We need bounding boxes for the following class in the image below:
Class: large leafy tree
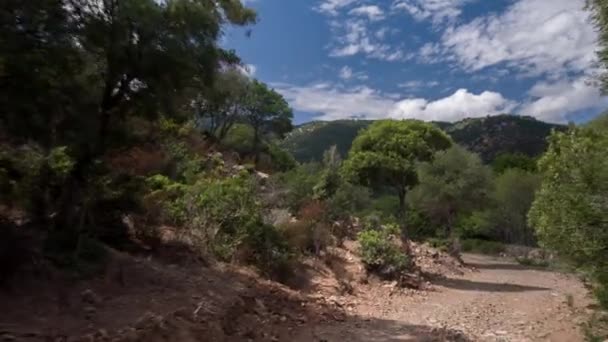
[529,126,608,268]
[245,80,293,164]
[409,146,493,240]
[343,120,452,240]
[0,0,257,229]
[195,68,252,140]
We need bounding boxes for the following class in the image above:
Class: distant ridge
[282,115,566,163]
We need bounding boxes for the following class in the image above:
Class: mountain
[282,115,566,163]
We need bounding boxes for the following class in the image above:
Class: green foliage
[326,182,371,222]
[492,153,537,173]
[492,169,541,245]
[456,210,493,240]
[267,143,297,172]
[222,123,256,155]
[343,119,452,231]
[358,228,411,279]
[409,145,493,237]
[529,125,608,307]
[274,163,323,213]
[460,239,506,255]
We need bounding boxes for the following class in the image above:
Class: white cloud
[338,66,369,80]
[521,77,608,123]
[274,82,514,122]
[393,0,473,24]
[329,19,407,61]
[391,88,515,121]
[440,0,598,76]
[349,5,385,21]
[398,80,441,89]
[315,0,359,15]
[274,82,395,120]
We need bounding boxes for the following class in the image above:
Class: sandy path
[293,254,591,342]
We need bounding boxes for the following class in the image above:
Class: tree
[529,125,608,305]
[492,169,540,245]
[0,0,258,232]
[409,146,493,242]
[245,80,293,164]
[195,68,252,140]
[342,120,452,241]
[492,153,537,174]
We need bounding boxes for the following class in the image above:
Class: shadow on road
[465,262,545,271]
[435,277,549,292]
[295,317,473,342]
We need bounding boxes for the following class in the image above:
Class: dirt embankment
[0,242,593,342]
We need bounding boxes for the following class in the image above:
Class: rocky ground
[0,243,593,341]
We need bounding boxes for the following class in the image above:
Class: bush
[280,220,333,255]
[274,163,322,213]
[456,211,493,240]
[358,228,411,279]
[461,239,506,255]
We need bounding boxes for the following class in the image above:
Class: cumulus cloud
[440,0,597,76]
[390,88,515,121]
[349,5,385,21]
[521,77,608,123]
[274,82,514,122]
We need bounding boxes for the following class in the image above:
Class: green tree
[492,153,537,174]
[409,146,493,241]
[343,120,452,240]
[529,126,608,305]
[195,68,252,140]
[245,81,293,164]
[492,169,540,245]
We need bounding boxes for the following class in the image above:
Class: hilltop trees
[343,120,452,241]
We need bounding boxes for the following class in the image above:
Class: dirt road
[293,253,591,342]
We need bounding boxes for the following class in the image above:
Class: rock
[81,289,102,305]
[495,330,508,335]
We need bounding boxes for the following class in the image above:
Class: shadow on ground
[293,316,472,342]
[434,277,549,292]
[465,262,549,272]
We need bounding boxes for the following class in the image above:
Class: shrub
[274,163,322,213]
[267,143,297,172]
[461,239,506,255]
[280,220,332,255]
[358,228,411,279]
[456,211,493,240]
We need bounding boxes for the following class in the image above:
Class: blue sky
[226,0,607,124]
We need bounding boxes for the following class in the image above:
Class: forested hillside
[283,115,564,163]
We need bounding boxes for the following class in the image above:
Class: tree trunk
[397,188,410,252]
[252,126,260,166]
